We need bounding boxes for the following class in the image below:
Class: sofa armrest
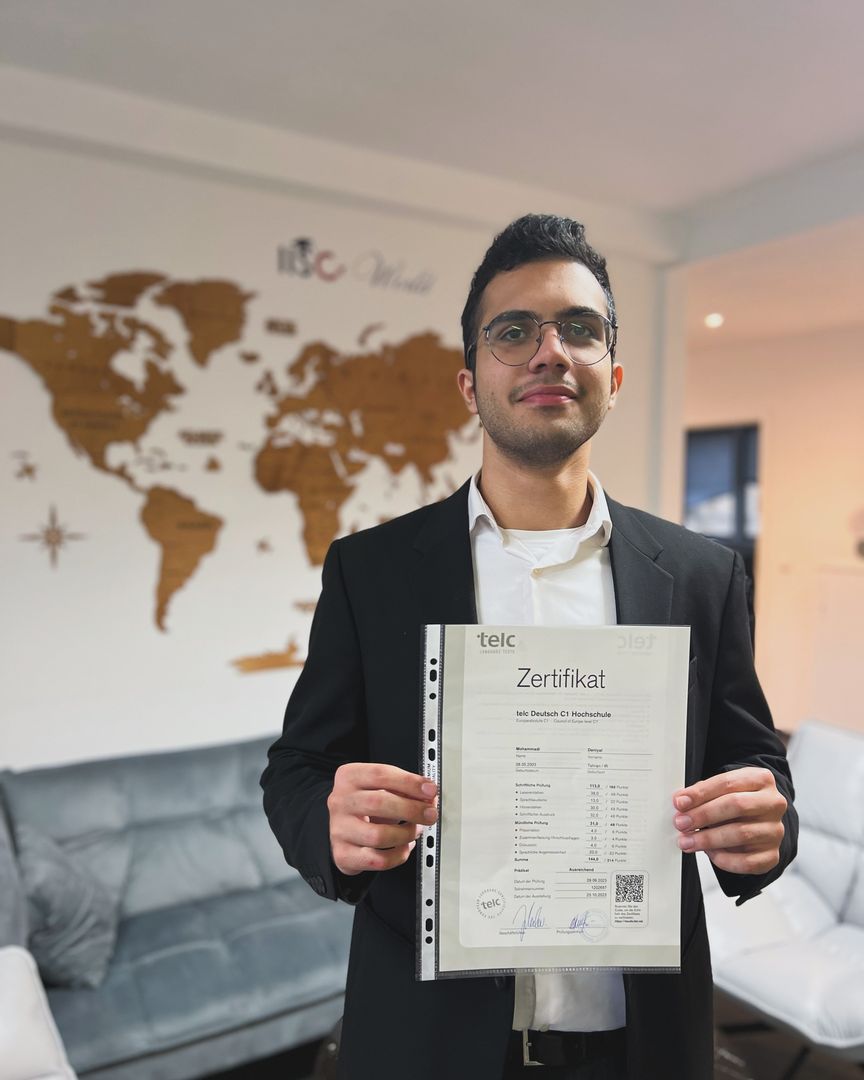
[0,946,76,1080]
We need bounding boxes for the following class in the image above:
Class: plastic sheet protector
[418,624,690,981]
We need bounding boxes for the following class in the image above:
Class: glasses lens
[486,317,540,366]
[558,314,612,365]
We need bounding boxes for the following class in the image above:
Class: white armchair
[700,721,864,1077]
[0,946,76,1080]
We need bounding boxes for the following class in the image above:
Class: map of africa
[0,272,470,670]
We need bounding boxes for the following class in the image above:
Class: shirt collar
[467,470,613,548]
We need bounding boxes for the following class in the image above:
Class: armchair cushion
[704,722,864,1061]
[717,924,864,1050]
[0,945,76,1079]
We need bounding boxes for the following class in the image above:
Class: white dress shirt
[468,471,626,1033]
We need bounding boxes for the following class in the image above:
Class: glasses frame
[475,311,618,368]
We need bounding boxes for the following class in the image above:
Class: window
[684,425,759,627]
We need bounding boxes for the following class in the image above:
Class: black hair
[460,214,617,370]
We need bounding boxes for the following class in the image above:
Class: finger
[677,819,784,853]
[673,767,779,812]
[705,846,781,876]
[335,762,437,801]
[333,839,417,876]
[673,788,786,832]
[343,789,438,825]
[333,818,418,850]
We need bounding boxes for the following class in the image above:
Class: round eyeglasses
[479,312,617,367]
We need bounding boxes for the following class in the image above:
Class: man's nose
[527,323,571,371]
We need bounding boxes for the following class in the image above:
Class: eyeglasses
[478,311,617,367]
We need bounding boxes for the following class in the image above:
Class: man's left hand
[672,767,787,875]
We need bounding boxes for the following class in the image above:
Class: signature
[512,903,546,941]
[568,910,609,942]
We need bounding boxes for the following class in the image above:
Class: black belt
[508,1027,626,1068]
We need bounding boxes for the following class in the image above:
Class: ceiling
[686,215,864,349]
[1,0,864,212]
[1,0,863,344]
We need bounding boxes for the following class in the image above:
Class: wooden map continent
[0,272,251,630]
[255,333,467,565]
[139,486,223,631]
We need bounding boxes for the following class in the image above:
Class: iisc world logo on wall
[277,237,435,294]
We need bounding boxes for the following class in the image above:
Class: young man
[261,215,796,1080]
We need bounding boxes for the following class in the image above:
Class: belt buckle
[521,1030,544,1067]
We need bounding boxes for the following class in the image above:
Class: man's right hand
[328,763,438,876]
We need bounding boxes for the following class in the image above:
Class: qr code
[615,873,645,903]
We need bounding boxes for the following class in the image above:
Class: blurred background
[1,3,863,1079]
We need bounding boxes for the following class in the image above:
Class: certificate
[418,624,690,981]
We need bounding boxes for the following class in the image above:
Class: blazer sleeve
[260,540,375,904]
[702,552,799,904]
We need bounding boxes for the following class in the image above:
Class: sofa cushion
[16,825,118,989]
[1,739,296,919]
[48,879,354,1073]
[0,801,28,947]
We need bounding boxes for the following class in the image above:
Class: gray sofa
[0,737,353,1080]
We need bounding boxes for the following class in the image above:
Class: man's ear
[457,368,478,416]
[608,362,623,409]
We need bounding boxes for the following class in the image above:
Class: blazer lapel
[607,498,674,626]
[411,481,478,626]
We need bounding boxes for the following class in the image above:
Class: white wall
[0,67,681,768]
[685,326,864,735]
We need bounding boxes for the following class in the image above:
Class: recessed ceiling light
[704,313,725,329]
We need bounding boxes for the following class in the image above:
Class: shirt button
[531,568,541,577]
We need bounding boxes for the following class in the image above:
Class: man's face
[458,258,623,469]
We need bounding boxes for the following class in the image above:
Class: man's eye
[563,321,592,339]
[493,323,529,343]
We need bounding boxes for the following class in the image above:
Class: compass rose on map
[20,506,86,567]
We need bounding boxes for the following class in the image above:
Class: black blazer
[262,482,797,1080]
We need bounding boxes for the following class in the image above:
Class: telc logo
[476,631,516,648]
[277,238,346,283]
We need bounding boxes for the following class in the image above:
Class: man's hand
[672,767,787,875]
[328,763,438,876]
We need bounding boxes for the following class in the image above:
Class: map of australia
[0,271,469,666]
